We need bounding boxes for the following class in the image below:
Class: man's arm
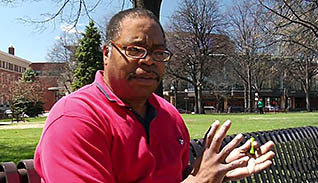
[34,115,116,183]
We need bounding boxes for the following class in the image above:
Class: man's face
[103,16,166,102]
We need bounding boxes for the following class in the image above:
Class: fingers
[254,160,273,172]
[255,151,275,165]
[225,156,249,174]
[237,138,274,157]
[220,133,244,161]
[238,138,253,152]
[205,120,220,148]
[254,145,275,173]
[210,120,232,152]
[256,141,275,157]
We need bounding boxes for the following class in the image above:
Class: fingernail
[243,156,249,161]
[224,120,231,126]
[236,134,243,139]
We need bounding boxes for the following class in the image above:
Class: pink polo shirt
[34,71,190,183]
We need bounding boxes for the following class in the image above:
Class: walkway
[0,121,44,130]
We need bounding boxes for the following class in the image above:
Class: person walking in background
[34,8,274,183]
[258,99,265,114]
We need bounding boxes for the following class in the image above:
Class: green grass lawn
[0,116,47,122]
[0,128,43,163]
[182,112,318,138]
[185,112,318,139]
[0,112,317,163]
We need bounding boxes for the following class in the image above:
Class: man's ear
[103,45,110,65]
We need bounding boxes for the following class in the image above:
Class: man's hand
[224,135,275,181]
[187,120,275,183]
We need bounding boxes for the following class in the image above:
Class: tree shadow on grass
[0,143,38,163]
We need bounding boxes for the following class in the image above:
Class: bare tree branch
[258,0,318,38]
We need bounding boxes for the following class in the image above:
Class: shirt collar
[94,70,128,107]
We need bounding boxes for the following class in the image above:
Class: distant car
[264,105,280,112]
[203,106,216,113]
[4,109,12,114]
[4,109,12,118]
[4,110,29,118]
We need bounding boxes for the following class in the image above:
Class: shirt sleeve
[34,115,116,183]
[182,123,191,177]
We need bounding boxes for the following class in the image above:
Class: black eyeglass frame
[111,42,173,62]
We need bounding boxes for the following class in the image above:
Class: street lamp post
[170,80,178,107]
[184,89,189,113]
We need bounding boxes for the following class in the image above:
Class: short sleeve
[34,115,116,183]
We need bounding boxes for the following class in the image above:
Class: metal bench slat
[0,162,20,183]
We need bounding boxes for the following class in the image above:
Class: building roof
[31,61,66,64]
[0,49,32,65]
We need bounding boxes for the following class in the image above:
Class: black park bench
[1,126,318,183]
[187,126,318,183]
[0,159,40,183]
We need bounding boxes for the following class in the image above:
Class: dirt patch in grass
[0,122,44,130]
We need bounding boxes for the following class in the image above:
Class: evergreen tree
[72,20,103,90]
[21,68,36,82]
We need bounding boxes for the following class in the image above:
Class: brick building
[0,46,31,111]
[0,46,66,113]
[30,62,66,112]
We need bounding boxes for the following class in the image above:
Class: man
[34,8,274,183]
[258,99,265,114]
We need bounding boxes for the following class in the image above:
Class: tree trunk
[198,85,203,114]
[305,91,311,112]
[194,84,199,114]
[305,64,312,112]
[304,60,312,112]
[282,88,287,111]
[244,83,247,112]
[133,0,163,97]
[133,0,162,18]
[247,66,252,113]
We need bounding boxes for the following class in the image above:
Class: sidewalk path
[0,122,44,130]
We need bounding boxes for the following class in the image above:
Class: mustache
[128,69,160,81]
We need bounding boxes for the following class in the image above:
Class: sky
[0,0,231,62]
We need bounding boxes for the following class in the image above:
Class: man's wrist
[182,174,198,183]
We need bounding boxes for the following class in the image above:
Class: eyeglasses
[111,42,173,62]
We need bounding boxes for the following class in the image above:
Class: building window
[14,65,18,72]
[9,63,13,70]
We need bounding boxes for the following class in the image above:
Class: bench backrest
[188,126,318,183]
[0,160,40,183]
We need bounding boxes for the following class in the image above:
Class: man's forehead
[117,16,165,46]
[119,16,160,31]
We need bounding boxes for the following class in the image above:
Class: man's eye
[154,51,164,56]
[126,47,145,56]
[154,50,169,58]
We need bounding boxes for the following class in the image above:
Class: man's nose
[138,53,156,65]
